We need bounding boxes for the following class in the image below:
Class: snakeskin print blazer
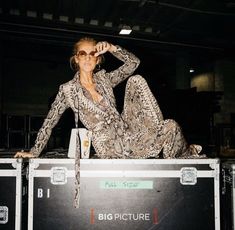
[30,46,140,157]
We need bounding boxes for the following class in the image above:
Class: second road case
[221,160,235,230]
[0,158,23,230]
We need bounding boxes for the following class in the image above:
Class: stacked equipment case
[221,160,235,230]
[0,158,23,230]
[27,158,220,230]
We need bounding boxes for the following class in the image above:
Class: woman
[15,37,203,159]
[15,37,203,206]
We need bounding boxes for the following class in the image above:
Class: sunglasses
[76,50,97,59]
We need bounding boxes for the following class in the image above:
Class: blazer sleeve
[30,85,69,157]
[106,46,140,88]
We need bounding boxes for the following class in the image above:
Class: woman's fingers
[14,152,34,158]
[14,152,22,158]
[95,41,111,56]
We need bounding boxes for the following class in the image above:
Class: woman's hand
[95,41,117,56]
[14,151,35,158]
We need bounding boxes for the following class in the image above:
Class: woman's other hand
[14,151,35,158]
[95,41,117,56]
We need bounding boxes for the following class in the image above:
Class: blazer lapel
[70,73,107,116]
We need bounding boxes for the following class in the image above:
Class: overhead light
[43,13,53,20]
[90,19,98,25]
[27,10,37,18]
[75,17,84,24]
[190,69,194,73]
[145,27,152,33]
[119,25,132,35]
[104,21,112,27]
[10,9,20,16]
[59,15,69,22]
[132,25,140,31]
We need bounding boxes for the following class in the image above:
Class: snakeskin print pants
[122,75,200,159]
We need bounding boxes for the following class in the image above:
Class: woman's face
[75,41,98,73]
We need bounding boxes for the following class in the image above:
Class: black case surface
[28,159,220,230]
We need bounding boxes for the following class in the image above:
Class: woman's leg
[156,119,203,158]
[158,119,188,158]
[122,75,202,158]
[122,75,164,127]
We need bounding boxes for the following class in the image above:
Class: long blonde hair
[69,37,104,71]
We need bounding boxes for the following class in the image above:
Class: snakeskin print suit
[30,46,191,159]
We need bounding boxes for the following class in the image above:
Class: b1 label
[37,188,50,198]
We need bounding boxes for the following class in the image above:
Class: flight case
[221,160,235,230]
[0,158,23,230]
[27,158,220,230]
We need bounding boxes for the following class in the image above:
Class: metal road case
[28,158,220,230]
[221,160,235,230]
[0,158,23,230]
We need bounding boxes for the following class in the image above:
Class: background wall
[0,38,234,155]
[1,41,71,116]
[214,60,235,124]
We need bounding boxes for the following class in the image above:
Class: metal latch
[180,167,197,185]
[50,167,67,185]
[0,206,8,224]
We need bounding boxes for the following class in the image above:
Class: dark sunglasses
[77,50,97,58]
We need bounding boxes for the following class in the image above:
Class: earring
[96,64,101,71]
